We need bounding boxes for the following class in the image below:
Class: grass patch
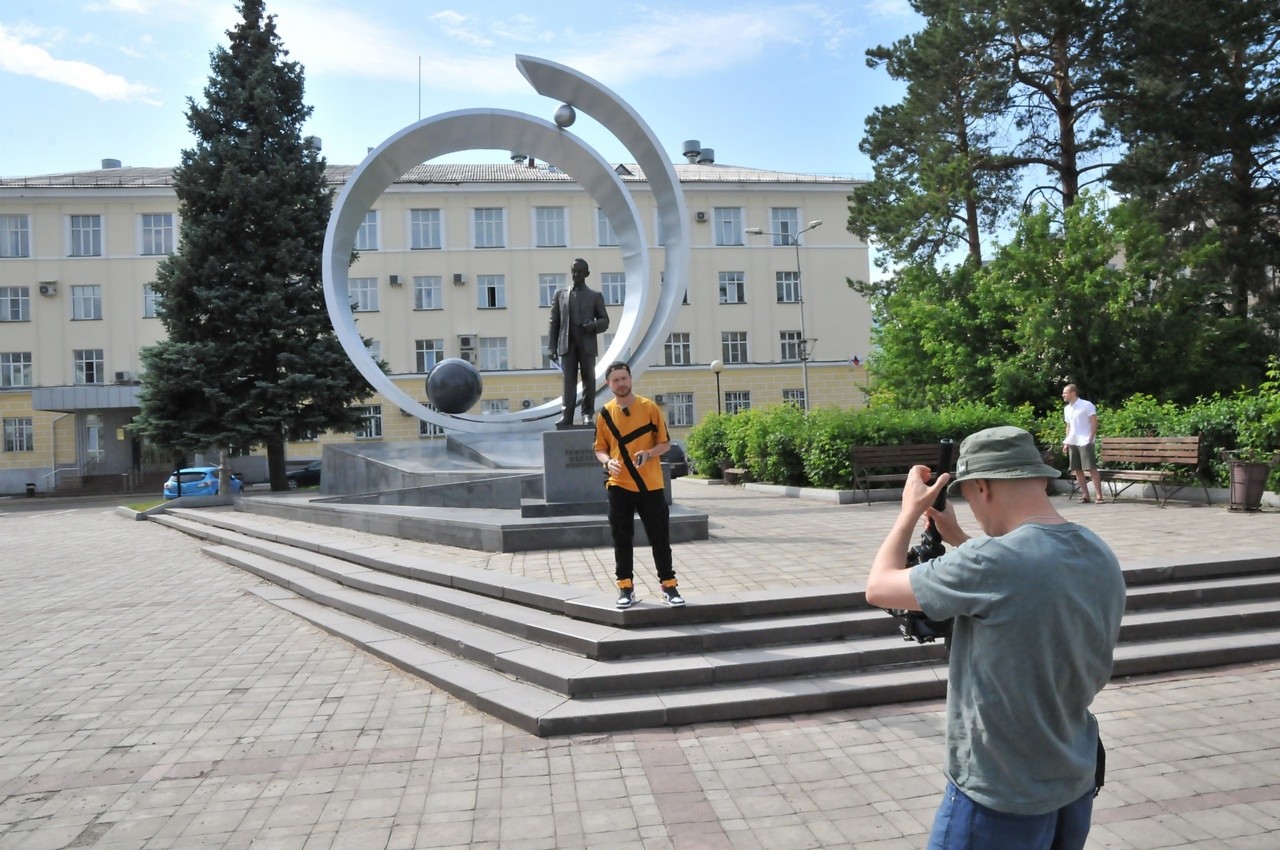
[127,499,165,511]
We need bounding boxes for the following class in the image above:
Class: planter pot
[1228,461,1270,512]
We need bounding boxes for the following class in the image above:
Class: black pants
[559,346,595,422]
[607,486,675,583]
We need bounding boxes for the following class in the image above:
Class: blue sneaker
[662,585,685,607]
[616,588,636,609]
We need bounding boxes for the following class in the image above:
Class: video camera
[884,439,955,644]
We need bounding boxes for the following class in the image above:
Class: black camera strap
[599,407,652,493]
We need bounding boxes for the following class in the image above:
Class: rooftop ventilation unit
[696,148,715,164]
[682,140,701,163]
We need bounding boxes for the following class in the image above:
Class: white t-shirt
[1063,398,1097,446]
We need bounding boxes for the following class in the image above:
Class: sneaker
[616,588,636,609]
[662,586,685,607]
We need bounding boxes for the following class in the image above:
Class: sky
[0,0,922,179]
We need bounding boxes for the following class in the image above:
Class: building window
[718,272,745,304]
[783,388,806,408]
[776,270,801,303]
[770,207,799,246]
[140,213,174,255]
[597,208,618,246]
[780,330,804,362]
[419,404,444,437]
[540,335,555,369]
[3,417,34,452]
[410,208,442,249]
[601,272,625,306]
[70,215,102,256]
[667,392,694,427]
[142,284,162,318]
[478,337,508,371]
[352,405,383,439]
[0,287,30,321]
[721,331,748,364]
[664,333,691,366]
[366,339,381,362]
[0,353,33,388]
[413,275,442,310]
[74,349,105,385]
[85,414,105,462]
[355,210,379,251]
[725,390,752,415]
[71,285,103,320]
[474,208,505,248]
[534,207,566,247]
[349,277,379,311]
[538,273,564,308]
[477,274,506,309]
[713,207,743,246]
[483,399,510,415]
[415,339,444,373]
[0,214,30,258]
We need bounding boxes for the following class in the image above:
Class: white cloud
[0,24,160,103]
[265,2,848,94]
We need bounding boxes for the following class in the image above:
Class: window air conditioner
[389,274,402,286]
[114,371,132,384]
[458,334,475,349]
[654,394,666,404]
[694,212,707,222]
[453,273,466,285]
[39,283,58,296]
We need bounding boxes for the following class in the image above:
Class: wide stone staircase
[150,508,1280,737]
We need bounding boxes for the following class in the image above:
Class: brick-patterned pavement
[0,485,1277,849]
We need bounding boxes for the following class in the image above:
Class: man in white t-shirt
[1063,384,1105,503]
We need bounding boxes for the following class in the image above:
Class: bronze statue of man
[548,258,610,426]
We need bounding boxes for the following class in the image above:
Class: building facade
[0,157,871,494]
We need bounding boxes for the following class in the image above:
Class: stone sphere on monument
[425,358,483,414]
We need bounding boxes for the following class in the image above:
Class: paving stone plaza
[1,483,1278,849]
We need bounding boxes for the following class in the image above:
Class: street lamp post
[745,219,823,411]
[710,359,723,415]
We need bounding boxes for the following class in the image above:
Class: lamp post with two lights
[744,219,823,411]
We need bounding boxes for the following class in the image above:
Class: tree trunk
[266,430,288,491]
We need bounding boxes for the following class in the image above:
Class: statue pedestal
[539,429,608,512]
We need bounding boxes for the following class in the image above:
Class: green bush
[684,366,1280,494]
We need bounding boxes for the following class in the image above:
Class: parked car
[665,443,690,478]
[286,460,323,489]
[163,466,244,500]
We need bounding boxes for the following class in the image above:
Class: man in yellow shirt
[593,362,685,608]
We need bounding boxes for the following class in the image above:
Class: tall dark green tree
[1107,0,1280,348]
[133,0,369,489]
[992,0,1122,209]
[849,0,1018,271]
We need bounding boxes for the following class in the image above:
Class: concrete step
[154,507,1280,735]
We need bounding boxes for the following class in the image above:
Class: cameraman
[865,426,1125,850]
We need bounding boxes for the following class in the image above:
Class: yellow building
[0,156,871,493]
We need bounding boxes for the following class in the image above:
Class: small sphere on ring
[554,104,576,128]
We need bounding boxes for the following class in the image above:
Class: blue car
[163,466,244,500]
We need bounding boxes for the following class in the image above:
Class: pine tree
[133,0,369,489]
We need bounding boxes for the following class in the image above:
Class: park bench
[1096,435,1211,507]
[851,443,956,504]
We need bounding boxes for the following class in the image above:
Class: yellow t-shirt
[593,395,670,492]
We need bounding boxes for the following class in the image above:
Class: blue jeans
[926,782,1094,850]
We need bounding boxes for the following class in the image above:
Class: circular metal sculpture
[425,358,484,414]
[323,55,689,433]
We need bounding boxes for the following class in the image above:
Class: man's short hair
[1064,383,1079,394]
[605,361,631,379]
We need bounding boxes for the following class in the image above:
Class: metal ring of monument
[323,55,690,433]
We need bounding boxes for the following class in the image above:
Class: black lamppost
[710,359,723,415]
[745,219,823,410]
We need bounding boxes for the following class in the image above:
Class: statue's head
[571,258,590,280]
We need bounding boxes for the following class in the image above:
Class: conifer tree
[133,0,369,489]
